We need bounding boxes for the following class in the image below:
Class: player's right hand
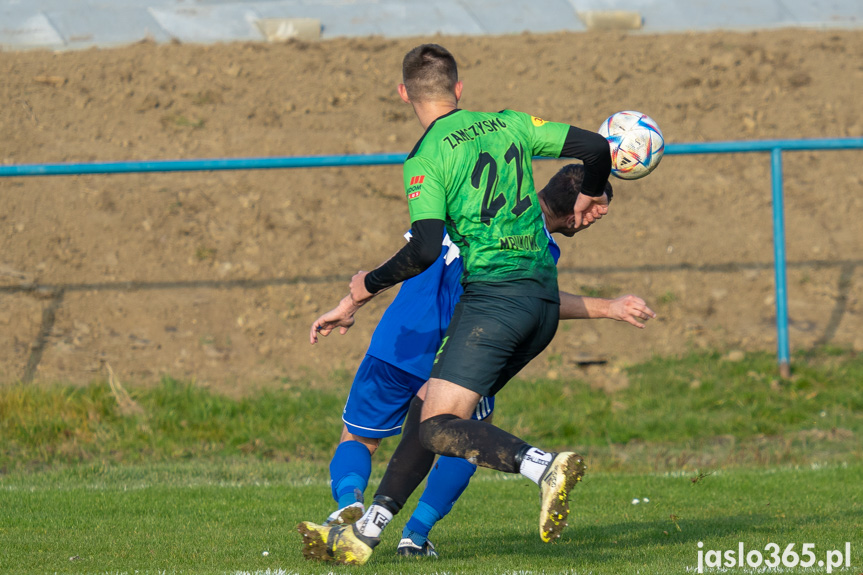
[309,295,359,343]
[573,191,609,229]
[607,295,656,329]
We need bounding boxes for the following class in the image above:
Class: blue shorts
[343,355,494,439]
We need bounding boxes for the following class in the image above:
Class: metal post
[771,147,791,378]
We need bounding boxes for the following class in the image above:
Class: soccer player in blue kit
[310,163,656,557]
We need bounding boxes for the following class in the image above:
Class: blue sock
[403,502,440,545]
[404,456,476,542]
[329,440,371,508]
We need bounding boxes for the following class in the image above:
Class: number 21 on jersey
[471,142,531,225]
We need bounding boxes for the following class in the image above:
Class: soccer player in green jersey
[299,43,613,565]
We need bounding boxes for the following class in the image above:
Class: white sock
[355,503,393,539]
[519,447,554,484]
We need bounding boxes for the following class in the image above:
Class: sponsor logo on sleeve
[531,116,546,126]
[407,175,425,199]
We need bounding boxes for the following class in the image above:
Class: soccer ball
[598,111,664,180]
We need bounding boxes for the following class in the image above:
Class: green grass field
[1,349,861,574]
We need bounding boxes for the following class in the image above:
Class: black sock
[419,414,528,473]
[375,396,436,510]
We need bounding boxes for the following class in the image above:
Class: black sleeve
[364,218,445,294]
[560,125,612,197]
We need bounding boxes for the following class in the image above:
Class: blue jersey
[366,225,560,380]
[366,233,464,380]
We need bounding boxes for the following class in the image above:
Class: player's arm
[560,126,613,228]
[559,291,656,329]
[350,156,447,304]
[559,126,612,198]
[524,112,612,228]
[312,222,443,343]
[349,218,445,303]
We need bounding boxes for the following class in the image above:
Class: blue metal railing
[0,153,407,176]
[669,138,863,375]
[1,138,861,177]
[2,136,862,375]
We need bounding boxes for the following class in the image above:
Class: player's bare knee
[362,437,381,455]
[340,428,380,455]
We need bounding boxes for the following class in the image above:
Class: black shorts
[430,283,559,397]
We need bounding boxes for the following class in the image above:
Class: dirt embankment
[1,29,861,393]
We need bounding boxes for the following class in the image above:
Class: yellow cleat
[538,452,586,543]
[297,521,378,565]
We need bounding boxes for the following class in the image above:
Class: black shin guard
[419,413,528,473]
[371,494,401,516]
[375,396,436,510]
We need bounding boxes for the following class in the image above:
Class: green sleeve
[403,156,446,222]
[503,110,571,158]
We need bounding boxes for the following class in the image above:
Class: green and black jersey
[403,109,570,301]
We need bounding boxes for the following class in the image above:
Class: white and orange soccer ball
[598,111,664,180]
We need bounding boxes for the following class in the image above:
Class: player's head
[400,44,460,104]
[539,164,613,237]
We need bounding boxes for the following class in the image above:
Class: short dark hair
[402,44,459,102]
[539,164,613,218]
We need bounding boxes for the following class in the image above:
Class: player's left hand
[349,270,375,305]
[608,295,656,329]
